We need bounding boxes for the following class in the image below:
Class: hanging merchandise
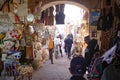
[34,23,45,32]
[1,53,7,61]
[106,0,111,6]
[0,32,5,40]
[55,12,65,24]
[115,1,120,19]
[40,7,54,25]
[0,27,22,52]
[48,7,54,25]
[32,42,48,70]
[14,13,21,23]
[41,11,46,22]
[0,12,14,33]
[17,65,33,80]
[25,25,33,47]
[97,7,114,31]
[0,12,35,80]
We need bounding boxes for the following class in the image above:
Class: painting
[90,11,100,26]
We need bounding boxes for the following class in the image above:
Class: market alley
[32,56,71,80]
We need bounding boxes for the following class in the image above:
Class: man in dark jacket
[84,35,99,67]
[64,34,73,59]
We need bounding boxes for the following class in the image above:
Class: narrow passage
[32,56,71,80]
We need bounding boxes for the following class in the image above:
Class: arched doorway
[40,1,89,11]
[34,1,90,56]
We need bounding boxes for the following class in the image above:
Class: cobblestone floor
[32,55,72,80]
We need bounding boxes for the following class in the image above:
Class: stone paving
[32,56,72,80]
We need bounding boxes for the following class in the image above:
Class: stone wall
[28,0,100,13]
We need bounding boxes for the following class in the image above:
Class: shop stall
[0,12,49,80]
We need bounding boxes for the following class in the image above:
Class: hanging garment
[97,7,114,31]
[102,44,116,64]
[55,12,65,24]
[88,54,103,80]
[106,0,111,6]
[115,2,120,19]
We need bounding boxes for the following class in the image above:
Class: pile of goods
[17,65,33,80]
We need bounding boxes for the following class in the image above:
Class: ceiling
[0,0,7,10]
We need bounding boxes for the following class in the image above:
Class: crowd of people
[47,33,100,80]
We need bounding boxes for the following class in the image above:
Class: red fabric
[14,14,20,23]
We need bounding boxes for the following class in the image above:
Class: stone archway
[40,1,89,12]
[34,1,90,57]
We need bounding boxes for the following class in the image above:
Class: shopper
[64,34,73,59]
[59,36,63,57]
[48,34,54,64]
[64,36,67,54]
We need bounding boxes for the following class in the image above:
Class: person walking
[64,34,73,59]
[59,36,63,57]
[48,34,54,64]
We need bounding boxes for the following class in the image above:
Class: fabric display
[90,34,120,80]
[55,12,65,24]
[97,7,114,31]
[0,12,14,32]
[97,0,114,31]
[2,30,20,51]
[87,52,103,80]
[4,30,21,40]
[102,44,116,64]
[14,14,20,23]
[40,7,54,25]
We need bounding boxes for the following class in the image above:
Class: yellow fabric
[48,36,53,49]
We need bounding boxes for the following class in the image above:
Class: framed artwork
[90,10,100,26]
